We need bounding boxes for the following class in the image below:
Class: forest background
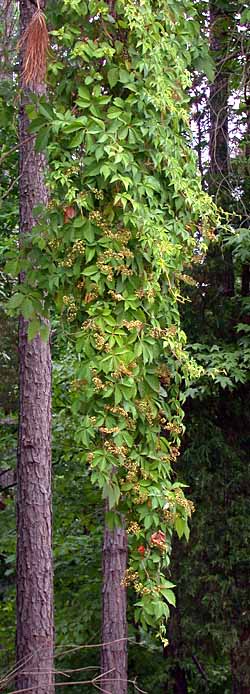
[0,1,249,693]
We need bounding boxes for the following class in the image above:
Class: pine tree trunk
[101,516,128,694]
[101,4,127,686]
[16,1,54,692]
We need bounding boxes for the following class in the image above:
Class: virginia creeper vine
[7,0,218,641]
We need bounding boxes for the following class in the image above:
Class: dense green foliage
[5,0,217,639]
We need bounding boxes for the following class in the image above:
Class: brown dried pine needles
[19,0,48,85]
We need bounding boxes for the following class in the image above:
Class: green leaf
[35,127,50,152]
[119,68,131,84]
[175,516,186,539]
[145,374,159,393]
[27,319,41,342]
[107,68,119,88]
[8,293,24,310]
[82,264,98,276]
[121,482,134,491]
[78,86,91,100]
[22,298,35,320]
[100,164,111,179]
[160,581,176,590]
[144,514,152,530]
[85,246,96,263]
[95,146,104,162]
[38,102,54,120]
[154,600,166,620]
[64,120,86,133]
[107,107,122,120]
[5,259,19,276]
[103,483,120,509]
[69,130,84,148]
[115,385,122,404]
[40,322,50,342]
[160,589,176,607]
[105,511,122,529]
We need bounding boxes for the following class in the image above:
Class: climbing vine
[7,0,218,640]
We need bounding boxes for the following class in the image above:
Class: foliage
[1,1,249,691]
[161,0,250,687]
[0,414,17,678]
[165,383,250,693]
[4,0,218,638]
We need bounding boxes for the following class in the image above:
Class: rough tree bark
[16,1,54,692]
[101,513,128,694]
[0,0,17,78]
[100,1,128,690]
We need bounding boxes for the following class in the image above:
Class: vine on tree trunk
[7,0,218,641]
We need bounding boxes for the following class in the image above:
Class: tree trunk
[209,1,234,297]
[171,666,188,694]
[164,608,188,694]
[231,634,250,694]
[0,0,17,79]
[241,108,250,297]
[101,515,128,694]
[100,3,127,684]
[241,264,250,297]
[209,2,230,183]
[16,1,54,692]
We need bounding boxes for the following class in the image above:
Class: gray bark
[0,468,16,489]
[16,1,54,692]
[101,517,128,694]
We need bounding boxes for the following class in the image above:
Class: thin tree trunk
[209,2,230,183]
[101,514,128,694]
[101,4,128,684]
[171,666,188,694]
[0,0,17,79]
[241,264,250,297]
[16,1,54,692]
[241,108,250,297]
[209,1,234,297]
[164,608,188,694]
[231,636,250,694]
